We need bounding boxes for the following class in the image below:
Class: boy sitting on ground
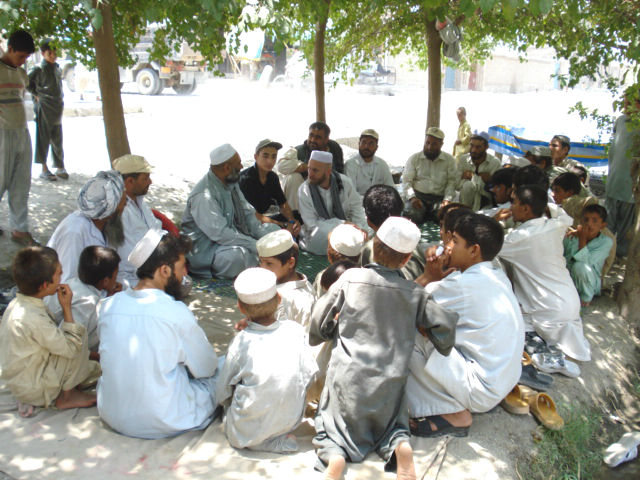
[310,216,458,479]
[0,247,101,418]
[497,185,591,366]
[407,214,524,437]
[481,167,518,215]
[257,229,316,329]
[44,246,121,360]
[216,268,318,453]
[551,172,596,228]
[563,204,614,307]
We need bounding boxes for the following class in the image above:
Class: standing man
[453,107,471,162]
[0,30,37,245]
[402,127,458,224]
[27,39,68,181]
[98,230,219,439]
[606,91,640,259]
[277,121,344,214]
[343,129,394,197]
[181,143,279,279]
[111,154,161,288]
[48,170,127,283]
[239,138,301,235]
[298,151,368,255]
[458,135,502,210]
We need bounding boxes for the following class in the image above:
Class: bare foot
[324,455,346,480]
[396,442,416,480]
[580,300,591,307]
[54,387,97,410]
[18,402,35,418]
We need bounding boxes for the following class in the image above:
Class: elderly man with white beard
[48,170,126,282]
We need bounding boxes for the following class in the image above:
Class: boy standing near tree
[27,38,68,181]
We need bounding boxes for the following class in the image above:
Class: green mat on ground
[192,222,441,299]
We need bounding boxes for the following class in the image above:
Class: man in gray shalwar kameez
[309,216,458,479]
[181,144,279,278]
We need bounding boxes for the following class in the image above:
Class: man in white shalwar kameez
[407,214,524,436]
[298,150,369,255]
[343,129,395,197]
[216,268,317,453]
[181,143,279,278]
[48,170,127,282]
[97,231,219,439]
[111,154,161,288]
[497,185,591,362]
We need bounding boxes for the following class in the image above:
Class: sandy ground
[1,79,639,478]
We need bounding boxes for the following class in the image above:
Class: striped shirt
[0,60,28,129]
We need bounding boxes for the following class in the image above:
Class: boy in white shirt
[216,268,317,453]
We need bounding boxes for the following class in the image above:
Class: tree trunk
[92,1,130,164]
[314,0,331,123]
[617,157,640,328]
[425,16,442,131]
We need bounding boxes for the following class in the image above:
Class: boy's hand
[57,284,73,309]
[234,318,250,331]
[424,244,442,262]
[494,208,512,221]
[286,220,301,237]
[576,224,590,249]
[416,253,456,286]
[107,282,123,296]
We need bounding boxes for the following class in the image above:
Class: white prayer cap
[377,216,420,254]
[329,224,366,257]
[257,230,295,257]
[128,229,167,269]
[77,170,125,220]
[209,143,237,165]
[309,150,333,164]
[235,268,278,305]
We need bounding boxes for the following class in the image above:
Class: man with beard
[97,230,220,439]
[277,121,344,214]
[457,135,502,210]
[343,129,394,197]
[298,150,368,255]
[48,170,126,282]
[181,143,279,278]
[402,127,457,224]
[111,154,162,288]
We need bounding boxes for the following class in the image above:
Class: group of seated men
[0,120,616,479]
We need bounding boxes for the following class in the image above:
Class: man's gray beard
[226,171,240,183]
[103,212,125,247]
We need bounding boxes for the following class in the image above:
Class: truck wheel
[173,81,197,95]
[66,66,76,92]
[136,68,160,95]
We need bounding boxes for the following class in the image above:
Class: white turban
[77,170,125,220]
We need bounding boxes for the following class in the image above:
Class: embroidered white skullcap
[256,230,295,257]
[329,224,366,257]
[128,229,167,269]
[209,143,237,165]
[77,170,125,220]
[377,216,421,254]
[234,268,278,305]
[309,150,333,164]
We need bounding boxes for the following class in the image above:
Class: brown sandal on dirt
[526,393,564,430]
[500,385,530,415]
[11,233,41,247]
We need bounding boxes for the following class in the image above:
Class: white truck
[62,32,208,96]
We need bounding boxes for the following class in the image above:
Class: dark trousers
[403,191,444,224]
[34,107,64,169]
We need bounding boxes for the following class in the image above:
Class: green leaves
[479,0,497,13]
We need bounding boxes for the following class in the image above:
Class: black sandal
[410,415,470,438]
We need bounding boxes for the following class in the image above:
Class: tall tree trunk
[425,16,442,131]
[618,157,640,329]
[93,1,130,163]
[314,0,331,123]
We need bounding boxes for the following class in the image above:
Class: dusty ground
[0,79,639,478]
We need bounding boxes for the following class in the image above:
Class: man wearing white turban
[48,170,126,282]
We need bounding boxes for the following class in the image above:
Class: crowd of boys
[0,28,635,480]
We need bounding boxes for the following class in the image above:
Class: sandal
[11,233,40,247]
[526,393,564,430]
[500,385,530,415]
[39,171,57,181]
[410,415,470,438]
[604,432,640,467]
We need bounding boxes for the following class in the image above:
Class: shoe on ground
[531,352,581,378]
[55,168,69,179]
[39,171,57,181]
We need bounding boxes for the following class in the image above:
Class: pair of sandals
[500,384,564,431]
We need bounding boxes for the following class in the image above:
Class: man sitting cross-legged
[407,213,524,437]
[0,246,101,418]
[97,230,219,439]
